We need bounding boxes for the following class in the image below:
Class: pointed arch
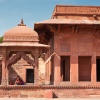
[7,51,35,67]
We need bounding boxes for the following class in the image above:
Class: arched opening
[8,51,35,85]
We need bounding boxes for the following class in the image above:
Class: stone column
[54,54,60,85]
[54,33,61,85]
[34,48,39,85]
[1,48,7,85]
[91,55,96,82]
[70,54,78,82]
[91,37,96,82]
[5,51,10,85]
[5,66,9,85]
[53,34,60,85]
[45,61,51,84]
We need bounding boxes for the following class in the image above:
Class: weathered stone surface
[1,5,100,98]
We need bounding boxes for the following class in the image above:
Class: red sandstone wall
[1,86,100,98]
[52,24,100,84]
[59,25,94,55]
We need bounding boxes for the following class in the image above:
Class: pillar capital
[34,48,39,54]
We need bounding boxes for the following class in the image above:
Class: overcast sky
[0,0,100,36]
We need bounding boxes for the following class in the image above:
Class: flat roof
[35,19,100,25]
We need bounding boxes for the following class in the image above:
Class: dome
[3,19,39,42]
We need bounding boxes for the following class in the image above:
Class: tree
[0,36,3,43]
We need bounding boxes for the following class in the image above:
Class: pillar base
[1,79,8,85]
[34,79,39,85]
[45,81,50,85]
[54,81,60,85]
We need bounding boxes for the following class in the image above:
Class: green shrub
[0,36,3,43]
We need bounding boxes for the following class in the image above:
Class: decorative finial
[21,19,24,24]
[18,19,26,26]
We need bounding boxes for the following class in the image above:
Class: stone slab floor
[0,98,100,100]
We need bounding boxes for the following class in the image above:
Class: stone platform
[0,85,100,98]
[0,98,100,100]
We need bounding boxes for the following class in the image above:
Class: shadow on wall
[44,90,58,98]
[8,67,25,85]
[53,93,58,98]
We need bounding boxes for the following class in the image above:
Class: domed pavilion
[0,19,49,85]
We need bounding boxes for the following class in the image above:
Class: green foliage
[0,36,3,43]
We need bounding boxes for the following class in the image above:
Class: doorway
[78,56,91,81]
[96,57,100,81]
[61,56,70,81]
[26,69,34,83]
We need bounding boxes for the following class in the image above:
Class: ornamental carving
[3,36,39,41]
[56,6,100,15]
[7,51,35,67]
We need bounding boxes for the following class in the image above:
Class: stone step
[0,98,100,100]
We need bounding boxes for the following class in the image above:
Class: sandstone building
[0,5,100,98]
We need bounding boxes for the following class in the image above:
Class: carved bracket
[7,51,35,68]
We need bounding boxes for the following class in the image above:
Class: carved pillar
[6,67,8,85]
[1,47,7,85]
[5,51,10,85]
[34,48,39,85]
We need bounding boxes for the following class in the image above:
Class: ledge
[0,85,100,90]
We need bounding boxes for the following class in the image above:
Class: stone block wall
[0,86,100,98]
